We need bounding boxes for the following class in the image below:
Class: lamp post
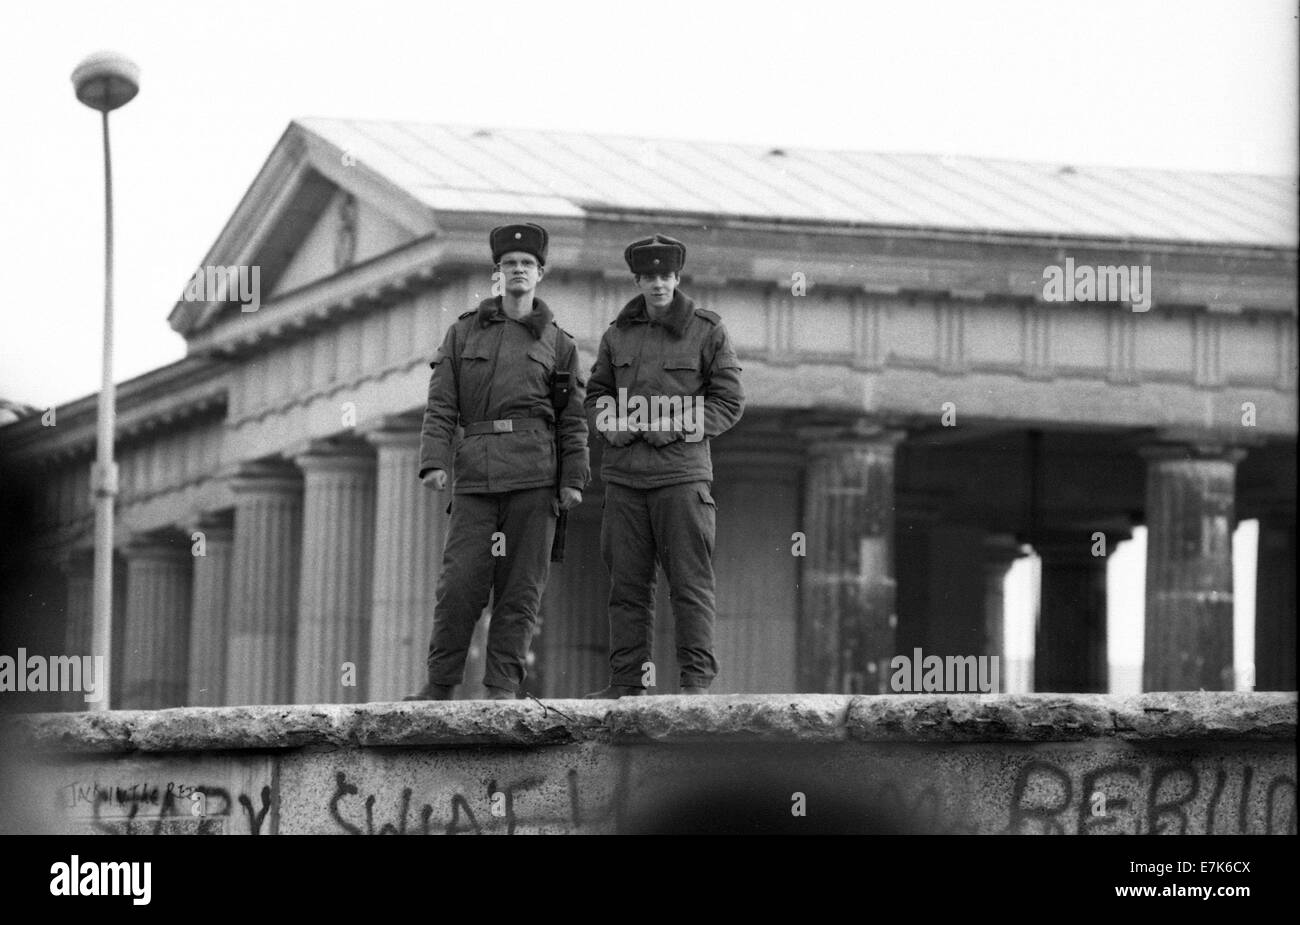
[71,51,139,712]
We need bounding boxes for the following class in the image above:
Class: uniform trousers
[601,480,719,689]
[426,486,556,693]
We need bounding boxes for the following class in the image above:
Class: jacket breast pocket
[457,348,493,416]
[661,355,702,395]
[526,342,556,393]
[611,353,636,391]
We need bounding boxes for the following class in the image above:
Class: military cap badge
[490,222,549,265]
[624,233,686,275]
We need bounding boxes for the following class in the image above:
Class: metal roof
[299,118,1298,248]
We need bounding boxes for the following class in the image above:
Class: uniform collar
[475,296,552,339]
[614,289,693,339]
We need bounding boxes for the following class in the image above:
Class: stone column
[226,461,303,706]
[982,533,1023,664]
[892,495,941,657]
[922,523,988,656]
[365,425,448,702]
[1141,443,1244,691]
[119,534,193,709]
[58,548,94,711]
[186,514,234,706]
[798,425,903,693]
[1034,530,1112,693]
[110,553,127,707]
[293,442,376,704]
[1253,504,1296,691]
[59,549,94,655]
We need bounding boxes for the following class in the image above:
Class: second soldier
[584,234,745,698]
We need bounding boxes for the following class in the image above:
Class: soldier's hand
[643,419,680,448]
[559,487,583,511]
[421,469,448,490]
[603,424,637,447]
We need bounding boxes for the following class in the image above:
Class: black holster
[549,371,573,562]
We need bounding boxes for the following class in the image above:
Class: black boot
[680,685,708,695]
[583,684,646,699]
[484,685,515,701]
[403,682,455,701]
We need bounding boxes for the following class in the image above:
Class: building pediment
[168,122,436,344]
[268,188,415,299]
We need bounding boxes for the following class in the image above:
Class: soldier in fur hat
[407,222,589,700]
[584,234,745,698]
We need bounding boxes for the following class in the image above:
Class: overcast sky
[0,0,1296,411]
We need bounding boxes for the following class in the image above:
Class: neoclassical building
[1,120,1295,709]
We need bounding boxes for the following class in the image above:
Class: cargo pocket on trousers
[696,485,717,553]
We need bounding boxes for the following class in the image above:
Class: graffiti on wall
[1006,760,1297,835]
[45,753,1297,835]
[58,780,273,835]
[328,769,576,835]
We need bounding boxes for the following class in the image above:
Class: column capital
[120,533,192,563]
[359,412,424,447]
[228,459,303,495]
[181,510,235,541]
[799,418,907,454]
[1139,435,1248,465]
[1033,528,1120,562]
[983,532,1029,571]
[294,438,376,474]
[364,428,423,450]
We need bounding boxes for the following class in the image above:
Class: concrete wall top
[4,693,1294,755]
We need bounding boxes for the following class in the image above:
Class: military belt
[463,418,550,436]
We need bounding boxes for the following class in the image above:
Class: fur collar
[614,290,693,339]
[475,296,552,339]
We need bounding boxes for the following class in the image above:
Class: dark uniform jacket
[585,290,744,489]
[419,296,589,495]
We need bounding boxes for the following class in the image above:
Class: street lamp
[71,51,139,712]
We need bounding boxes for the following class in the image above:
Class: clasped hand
[602,417,680,448]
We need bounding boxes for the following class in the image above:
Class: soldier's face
[498,251,544,295]
[636,271,679,309]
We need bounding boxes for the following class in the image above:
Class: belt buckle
[493,419,513,433]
